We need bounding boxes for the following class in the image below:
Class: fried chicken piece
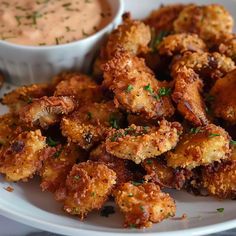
[19,96,76,129]
[103,52,175,119]
[210,68,236,124]
[1,83,52,112]
[105,120,182,164]
[54,73,104,103]
[90,143,134,186]
[171,52,235,125]
[158,33,207,56]
[145,4,186,33]
[173,4,234,46]
[143,158,192,190]
[104,12,151,59]
[0,130,46,181]
[57,161,116,219]
[201,147,236,199]
[166,124,231,170]
[40,143,86,192]
[61,101,124,149]
[114,182,176,228]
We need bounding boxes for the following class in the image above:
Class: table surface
[0,215,235,236]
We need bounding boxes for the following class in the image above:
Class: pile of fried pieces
[0,3,236,229]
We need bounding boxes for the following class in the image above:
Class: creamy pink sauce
[0,0,112,46]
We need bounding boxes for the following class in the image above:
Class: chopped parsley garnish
[216,208,224,213]
[140,205,145,211]
[131,180,144,186]
[126,85,133,93]
[154,87,171,100]
[230,140,236,145]
[100,206,115,217]
[110,132,123,142]
[190,127,202,134]
[53,147,63,158]
[208,133,220,138]
[146,159,153,164]
[144,84,153,94]
[74,175,80,180]
[46,137,59,147]
[150,29,169,52]
[87,112,92,120]
[109,114,119,129]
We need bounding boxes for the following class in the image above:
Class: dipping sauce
[0,0,112,46]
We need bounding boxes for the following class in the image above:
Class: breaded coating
[19,96,76,129]
[57,161,116,219]
[103,12,151,59]
[166,124,231,170]
[210,68,236,124]
[143,159,192,190]
[1,83,52,112]
[127,114,158,127]
[61,101,124,149]
[171,52,235,125]
[158,33,207,56]
[54,73,104,103]
[90,143,134,186]
[201,148,236,199]
[218,34,236,63]
[145,4,186,33]
[173,4,234,46]
[103,52,174,119]
[0,130,46,181]
[40,143,86,192]
[105,120,182,164]
[114,182,176,228]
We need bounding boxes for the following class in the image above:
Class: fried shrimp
[61,101,124,149]
[0,130,46,181]
[166,124,231,170]
[1,83,52,112]
[145,4,186,33]
[143,159,192,190]
[40,143,86,192]
[54,73,104,103]
[19,96,76,129]
[173,4,234,46]
[171,52,235,125]
[114,182,176,228]
[210,68,236,124]
[105,120,182,164]
[103,52,175,119]
[157,33,207,56]
[201,147,236,199]
[57,161,116,219]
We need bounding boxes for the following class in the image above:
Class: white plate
[0,0,236,235]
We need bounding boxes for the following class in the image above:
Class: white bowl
[0,0,123,86]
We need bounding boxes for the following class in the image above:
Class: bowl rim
[0,0,124,51]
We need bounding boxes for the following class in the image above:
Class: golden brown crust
[103,52,175,119]
[19,96,76,129]
[114,182,176,228]
[218,34,236,62]
[61,101,124,149]
[105,120,182,164]
[173,4,234,46]
[158,33,207,56]
[56,161,116,219]
[166,124,231,169]
[210,68,236,124]
[0,130,46,181]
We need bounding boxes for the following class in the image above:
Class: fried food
[145,4,186,33]
[143,158,192,189]
[61,101,124,149]
[105,120,182,164]
[166,124,231,169]
[1,83,52,112]
[173,4,234,46]
[40,143,86,192]
[114,182,176,228]
[210,68,236,124]
[103,51,174,119]
[90,143,134,186]
[0,130,46,181]
[201,147,236,199]
[158,33,207,56]
[54,72,104,103]
[19,96,76,129]
[57,161,116,219]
